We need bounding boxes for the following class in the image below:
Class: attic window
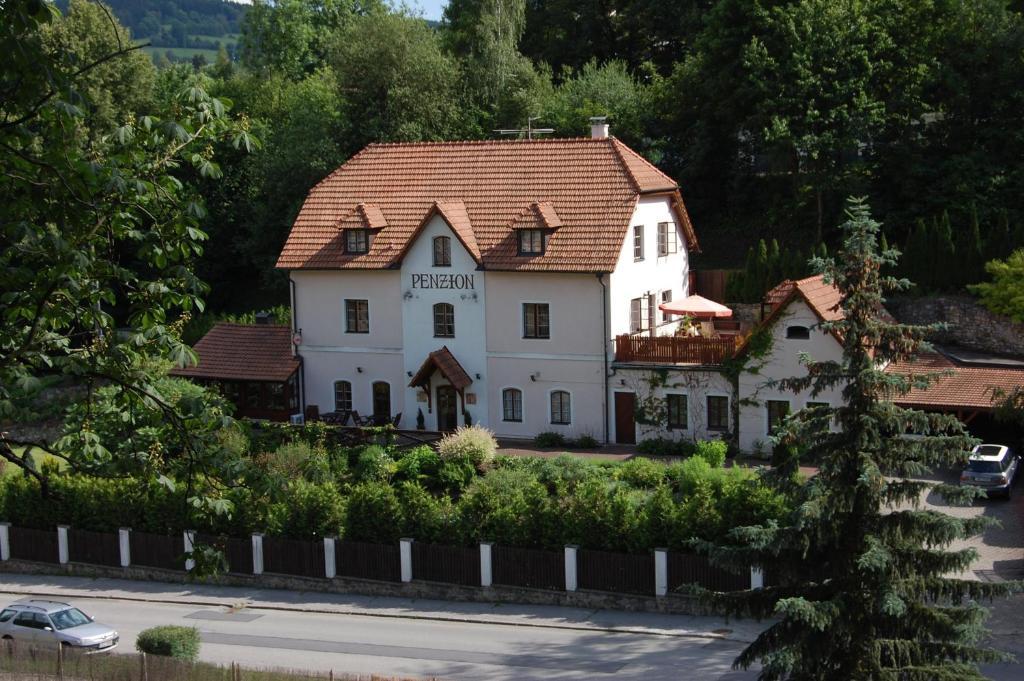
[786,325,810,339]
[345,229,369,254]
[518,229,545,256]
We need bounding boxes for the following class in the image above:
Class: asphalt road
[0,591,756,680]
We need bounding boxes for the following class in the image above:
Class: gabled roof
[395,200,482,264]
[336,202,388,231]
[885,351,1024,411]
[276,137,697,272]
[409,346,473,391]
[170,323,300,383]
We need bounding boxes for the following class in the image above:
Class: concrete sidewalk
[0,572,766,644]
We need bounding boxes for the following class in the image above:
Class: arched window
[550,390,571,425]
[433,302,455,338]
[786,325,810,339]
[433,236,451,266]
[372,382,391,419]
[502,388,523,422]
[334,380,352,412]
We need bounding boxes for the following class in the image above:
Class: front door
[614,392,636,445]
[437,385,458,432]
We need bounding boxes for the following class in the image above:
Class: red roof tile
[885,352,1024,410]
[170,323,300,383]
[276,137,697,272]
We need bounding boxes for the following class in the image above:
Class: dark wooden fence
[693,269,737,304]
[668,552,749,592]
[67,528,120,567]
[129,531,184,571]
[411,542,479,586]
[196,533,253,574]
[614,334,740,365]
[8,526,59,563]
[261,536,325,578]
[492,545,565,591]
[578,549,655,595]
[335,540,401,582]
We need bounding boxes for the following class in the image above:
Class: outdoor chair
[391,412,402,428]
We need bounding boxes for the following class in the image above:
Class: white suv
[0,600,118,652]
[960,444,1020,499]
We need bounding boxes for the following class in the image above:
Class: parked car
[959,444,1020,499]
[0,600,118,652]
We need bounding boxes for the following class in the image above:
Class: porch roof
[409,346,473,391]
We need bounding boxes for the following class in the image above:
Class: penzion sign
[411,273,475,290]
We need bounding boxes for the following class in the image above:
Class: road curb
[0,586,756,645]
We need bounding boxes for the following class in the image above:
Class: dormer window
[518,229,545,256]
[345,229,369,254]
[786,325,810,339]
[433,236,451,266]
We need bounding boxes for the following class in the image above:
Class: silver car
[960,444,1020,499]
[0,600,118,652]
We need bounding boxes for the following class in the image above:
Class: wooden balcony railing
[614,333,743,365]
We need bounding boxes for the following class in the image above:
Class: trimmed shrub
[437,425,498,469]
[534,455,602,495]
[666,456,713,496]
[694,440,728,468]
[572,434,600,449]
[345,482,403,543]
[274,481,346,539]
[269,441,313,480]
[397,481,451,543]
[562,478,652,552]
[394,446,441,483]
[355,445,394,483]
[614,457,667,489]
[533,431,566,448]
[637,437,695,457]
[136,626,200,661]
[458,468,554,547]
[437,457,476,496]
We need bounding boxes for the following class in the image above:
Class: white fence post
[750,566,764,590]
[118,528,131,567]
[654,548,668,597]
[183,530,196,571]
[479,542,493,588]
[57,526,69,565]
[251,533,264,575]
[400,538,413,583]
[324,537,336,579]
[564,545,578,592]
[0,523,9,561]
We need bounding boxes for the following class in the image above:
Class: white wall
[400,215,487,430]
[737,298,845,453]
[610,368,733,444]
[608,196,690,338]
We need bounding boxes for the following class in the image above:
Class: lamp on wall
[357,367,363,373]
[407,371,413,377]
[530,373,538,382]
[475,373,481,379]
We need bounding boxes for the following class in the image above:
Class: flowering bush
[437,425,498,469]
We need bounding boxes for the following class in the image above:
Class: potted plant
[416,408,425,430]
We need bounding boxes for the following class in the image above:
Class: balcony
[613,333,744,366]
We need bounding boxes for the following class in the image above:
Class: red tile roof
[276,137,697,272]
[409,346,473,391]
[885,352,1024,410]
[170,323,300,383]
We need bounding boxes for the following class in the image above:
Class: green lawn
[3,446,65,478]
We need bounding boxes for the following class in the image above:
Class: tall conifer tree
[698,198,1017,679]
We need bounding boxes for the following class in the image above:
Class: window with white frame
[334,380,352,412]
[345,229,369,254]
[633,225,644,260]
[502,388,523,422]
[433,236,451,266]
[667,394,687,430]
[657,222,678,256]
[630,294,655,333]
[550,390,571,425]
[660,290,673,323]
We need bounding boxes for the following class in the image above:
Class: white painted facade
[610,367,734,444]
[290,196,692,440]
[736,298,845,453]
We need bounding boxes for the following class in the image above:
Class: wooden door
[437,385,458,432]
[614,392,636,445]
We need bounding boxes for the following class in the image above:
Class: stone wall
[0,559,711,617]
[885,295,1024,357]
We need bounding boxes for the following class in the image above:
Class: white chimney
[590,116,609,139]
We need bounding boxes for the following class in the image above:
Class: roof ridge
[362,137,616,148]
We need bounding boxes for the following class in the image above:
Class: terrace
[613,331,746,365]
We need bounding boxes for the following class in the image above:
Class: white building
[276,128,699,442]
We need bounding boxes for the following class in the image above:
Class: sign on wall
[411,273,475,290]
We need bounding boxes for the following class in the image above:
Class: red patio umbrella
[658,294,733,319]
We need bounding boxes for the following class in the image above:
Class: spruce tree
[698,198,1017,679]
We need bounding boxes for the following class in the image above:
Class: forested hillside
[35,0,1024,311]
